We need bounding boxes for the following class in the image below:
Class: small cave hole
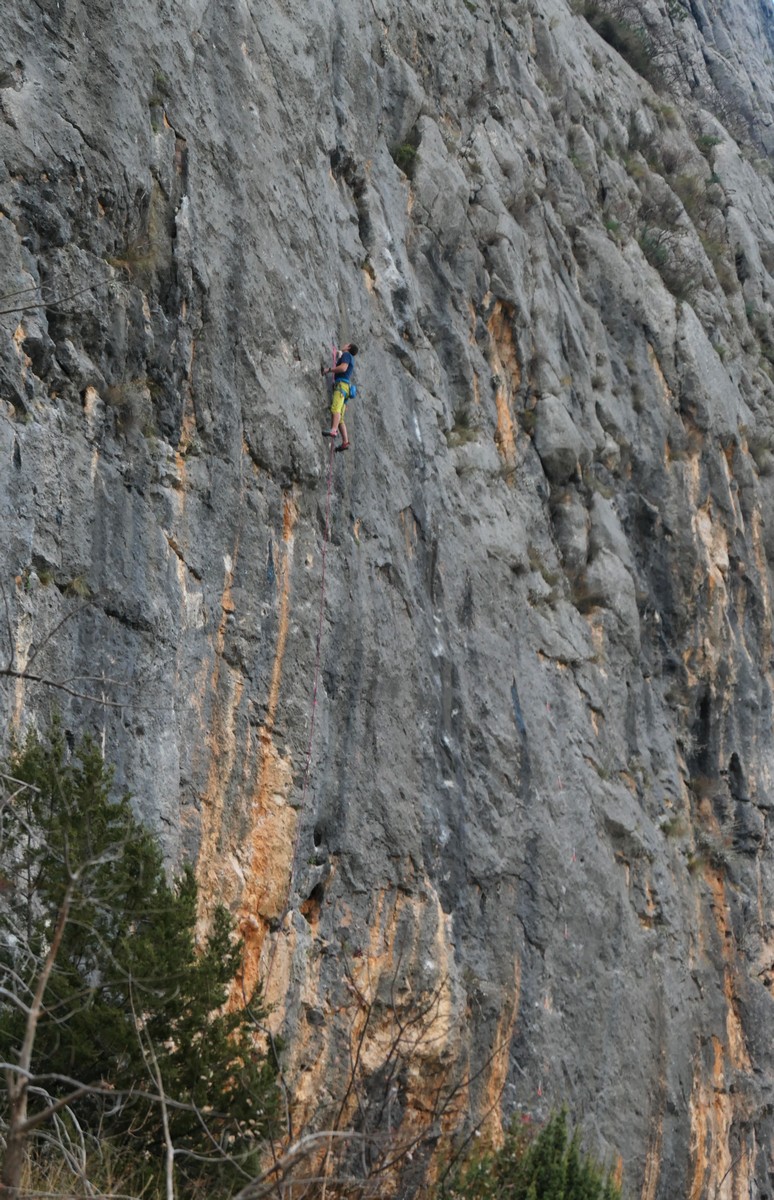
[300,880,326,925]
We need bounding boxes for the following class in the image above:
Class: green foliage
[664,0,687,21]
[447,406,479,447]
[687,830,734,875]
[152,69,171,97]
[660,813,688,838]
[670,173,707,223]
[392,141,419,177]
[695,134,722,157]
[579,3,657,84]
[149,68,171,110]
[623,154,647,182]
[700,234,738,294]
[440,1109,621,1199]
[638,226,700,302]
[0,726,278,1195]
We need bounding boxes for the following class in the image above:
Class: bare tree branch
[0,988,33,1016]
[0,1066,230,1119]
[0,278,113,318]
[129,984,177,1200]
[0,774,41,797]
[145,1037,175,1200]
[0,667,125,708]
[24,602,97,672]
[15,1086,91,1136]
[231,1132,367,1200]
[2,876,77,1194]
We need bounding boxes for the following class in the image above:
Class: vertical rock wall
[4,0,774,1193]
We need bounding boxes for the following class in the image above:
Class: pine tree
[565,1127,583,1198]
[0,726,278,1195]
[441,1108,622,1200]
[525,1109,568,1199]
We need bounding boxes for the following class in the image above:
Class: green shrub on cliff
[578,2,657,84]
[440,1108,621,1200]
[0,726,277,1197]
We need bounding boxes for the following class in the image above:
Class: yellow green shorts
[331,381,351,416]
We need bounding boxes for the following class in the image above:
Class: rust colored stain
[688,1038,733,1200]
[710,1038,734,1200]
[689,1067,709,1200]
[480,955,521,1145]
[724,968,751,1073]
[298,890,469,1161]
[267,493,298,724]
[487,300,520,466]
[172,451,188,493]
[237,492,299,996]
[399,507,418,558]
[241,440,260,478]
[686,862,755,1200]
[640,1111,663,1200]
[245,884,524,1197]
[706,865,751,1072]
[647,343,672,408]
[494,390,517,464]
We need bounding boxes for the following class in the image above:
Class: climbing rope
[262,345,338,986]
[285,434,336,902]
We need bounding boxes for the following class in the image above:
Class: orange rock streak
[237,492,299,999]
[487,300,520,466]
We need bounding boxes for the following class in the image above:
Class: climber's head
[343,342,358,356]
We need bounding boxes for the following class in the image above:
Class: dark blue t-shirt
[336,351,355,384]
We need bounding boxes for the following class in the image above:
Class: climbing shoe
[322,430,337,437]
[335,441,350,452]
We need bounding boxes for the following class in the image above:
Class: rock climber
[322,342,358,451]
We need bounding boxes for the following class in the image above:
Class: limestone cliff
[3,0,774,1194]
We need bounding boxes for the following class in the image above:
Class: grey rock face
[533,393,590,484]
[3,0,774,1195]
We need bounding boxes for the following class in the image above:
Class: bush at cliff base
[0,725,279,1197]
[440,1108,622,1200]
